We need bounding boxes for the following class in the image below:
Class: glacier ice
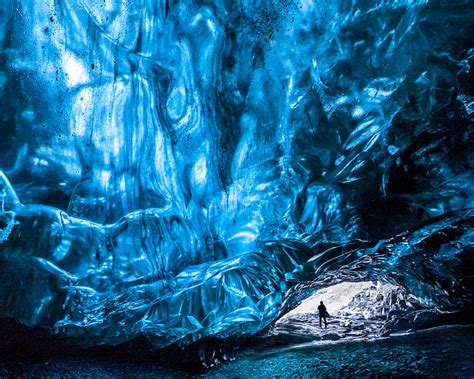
[0,0,473,348]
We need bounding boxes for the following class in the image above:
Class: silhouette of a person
[318,301,327,328]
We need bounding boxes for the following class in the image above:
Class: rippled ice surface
[0,0,473,349]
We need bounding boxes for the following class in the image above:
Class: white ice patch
[62,52,89,87]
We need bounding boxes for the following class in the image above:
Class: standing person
[318,301,328,328]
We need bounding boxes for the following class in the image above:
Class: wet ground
[214,325,474,377]
[0,319,473,378]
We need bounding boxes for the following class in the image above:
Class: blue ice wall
[0,0,473,347]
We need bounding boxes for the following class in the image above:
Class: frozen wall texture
[0,0,473,348]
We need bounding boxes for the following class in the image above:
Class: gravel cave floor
[0,319,473,378]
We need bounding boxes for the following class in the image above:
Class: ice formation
[0,0,473,348]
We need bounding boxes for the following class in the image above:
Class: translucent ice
[0,0,473,348]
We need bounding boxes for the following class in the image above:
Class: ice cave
[0,0,473,376]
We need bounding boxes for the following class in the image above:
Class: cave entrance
[274,281,420,341]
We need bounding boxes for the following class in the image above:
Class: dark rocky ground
[0,318,473,378]
[215,325,474,378]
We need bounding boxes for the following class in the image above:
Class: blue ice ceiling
[0,0,473,348]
